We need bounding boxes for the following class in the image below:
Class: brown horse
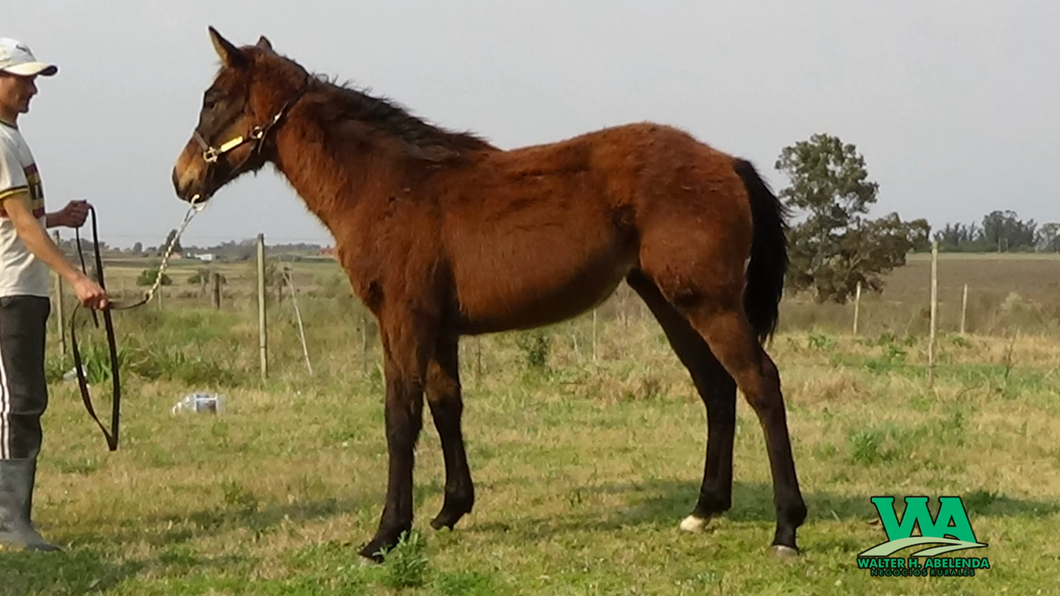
[172,28,806,562]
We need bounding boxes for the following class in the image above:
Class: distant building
[190,253,214,261]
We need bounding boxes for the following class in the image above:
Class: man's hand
[49,199,91,228]
[72,275,108,310]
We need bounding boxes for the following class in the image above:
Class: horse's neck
[271,118,394,226]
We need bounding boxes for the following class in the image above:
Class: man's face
[0,73,38,117]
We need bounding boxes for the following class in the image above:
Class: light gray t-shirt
[0,121,50,298]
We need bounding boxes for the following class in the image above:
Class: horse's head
[172,27,309,203]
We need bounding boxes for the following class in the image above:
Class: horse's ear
[256,36,274,52]
[208,26,247,68]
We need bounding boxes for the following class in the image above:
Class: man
[0,37,108,552]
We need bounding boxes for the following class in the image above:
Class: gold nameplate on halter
[203,135,245,163]
[218,136,247,153]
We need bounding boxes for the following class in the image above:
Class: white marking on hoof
[770,545,799,558]
[679,515,709,533]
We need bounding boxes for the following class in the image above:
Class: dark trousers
[0,296,50,460]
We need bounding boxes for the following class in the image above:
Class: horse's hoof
[679,515,710,533]
[430,507,467,531]
[358,539,390,564]
[770,545,800,558]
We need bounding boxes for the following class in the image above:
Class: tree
[1037,223,1060,253]
[132,241,143,255]
[776,133,929,303]
[934,222,983,252]
[161,229,183,256]
[981,210,1036,251]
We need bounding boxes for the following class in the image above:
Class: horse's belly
[452,238,635,334]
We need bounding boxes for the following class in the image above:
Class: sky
[7,1,1058,248]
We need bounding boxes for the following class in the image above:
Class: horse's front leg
[426,335,474,531]
[359,319,434,562]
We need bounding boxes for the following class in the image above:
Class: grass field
[0,253,1057,595]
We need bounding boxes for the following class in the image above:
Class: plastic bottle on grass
[171,392,225,415]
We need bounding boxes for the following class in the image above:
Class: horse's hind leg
[626,270,737,532]
[638,232,805,555]
[426,335,475,530]
[678,300,805,556]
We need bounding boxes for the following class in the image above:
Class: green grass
[5,256,1060,594]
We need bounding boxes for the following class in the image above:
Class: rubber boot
[0,458,60,552]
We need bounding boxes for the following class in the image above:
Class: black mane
[313,75,495,160]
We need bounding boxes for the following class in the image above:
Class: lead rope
[70,195,206,450]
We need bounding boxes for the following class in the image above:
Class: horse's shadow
[6,496,368,595]
[466,479,1058,543]
[116,496,364,548]
[43,478,1056,578]
[0,549,145,595]
[0,543,260,595]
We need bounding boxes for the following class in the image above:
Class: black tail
[734,158,790,344]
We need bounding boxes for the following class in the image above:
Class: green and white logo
[857,496,991,578]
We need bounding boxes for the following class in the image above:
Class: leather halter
[192,79,310,179]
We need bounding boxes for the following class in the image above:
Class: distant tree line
[63,233,332,262]
[934,212,1059,253]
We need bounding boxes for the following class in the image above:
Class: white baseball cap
[0,38,58,77]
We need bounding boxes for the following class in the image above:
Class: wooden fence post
[476,337,482,384]
[928,242,939,388]
[361,311,368,375]
[211,272,222,309]
[960,283,968,335]
[592,309,598,364]
[853,281,862,336]
[257,233,268,379]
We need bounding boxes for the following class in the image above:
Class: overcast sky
[8,1,1058,248]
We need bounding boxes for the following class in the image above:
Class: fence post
[592,309,598,364]
[853,281,862,336]
[361,311,368,375]
[211,272,222,309]
[960,283,968,335]
[53,231,66,358]
[257,233,268,379]
[928,242,939,388]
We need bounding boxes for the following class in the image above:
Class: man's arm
[2,191,107,308]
